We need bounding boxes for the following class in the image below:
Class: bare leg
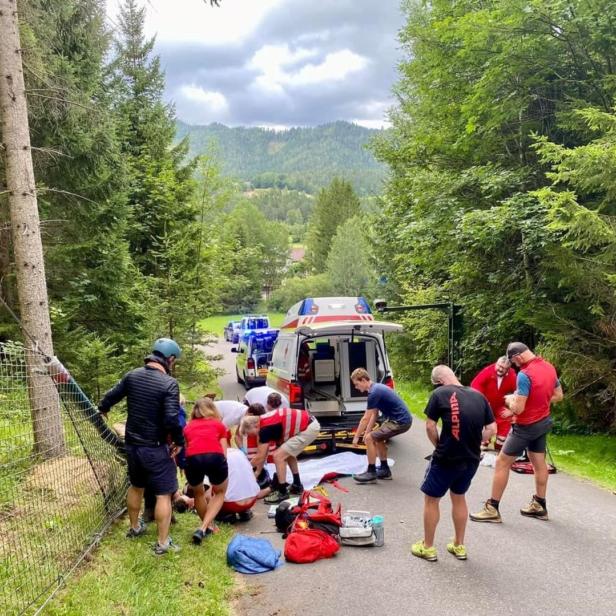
[375,440,388,463]
[528,451,549,499]
[423,495,440,548]
[287,456,299,475]
[192,483,208,523]
[273,448,290,486]
[154,494,172,545]
[200,480,229,531]
[450,492,468,545]
[364,432,377,465]
[490,452,516,501]
[127,486,144,529]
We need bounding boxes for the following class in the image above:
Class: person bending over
[351,368,413,483]
[183,397,229,545]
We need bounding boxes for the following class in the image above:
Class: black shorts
[185,453,228,487]
[125,444,178,495]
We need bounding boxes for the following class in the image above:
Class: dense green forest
[2,0,616,435]
[176,120,387,195]
[372,0,616,432]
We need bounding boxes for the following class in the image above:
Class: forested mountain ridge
[176,120,387,194]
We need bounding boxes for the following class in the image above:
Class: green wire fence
[0,341,127,615]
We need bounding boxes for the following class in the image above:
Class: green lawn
[45,514,236,616]
[199,312,286,337]
[394,379,616,492]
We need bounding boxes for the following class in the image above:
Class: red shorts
[220,497,257,514]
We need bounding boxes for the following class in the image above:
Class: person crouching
[183,397,229,545]
[240,408,320,504]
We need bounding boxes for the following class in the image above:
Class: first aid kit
[340,510,376,547]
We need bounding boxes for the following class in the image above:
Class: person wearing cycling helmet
[99,337,184,555]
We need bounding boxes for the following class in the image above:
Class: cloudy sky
[107,0,405,128]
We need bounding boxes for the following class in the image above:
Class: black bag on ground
[275,501,297,535]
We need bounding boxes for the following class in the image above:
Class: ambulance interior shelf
[300,336,382,418]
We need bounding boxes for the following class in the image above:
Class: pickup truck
[223,320,241,343]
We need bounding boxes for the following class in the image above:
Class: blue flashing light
[355,297,372,314]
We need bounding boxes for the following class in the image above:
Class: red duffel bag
[284,527,340,563]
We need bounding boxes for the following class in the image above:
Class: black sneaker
[238,510,254,522]
[353,470,377,483]
[192,528,211,545]
[289,482,304,495]
[376,466,392,480]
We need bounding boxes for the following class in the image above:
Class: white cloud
[107,0,283,44]
[174,85,229,124]
[249,45,368,94]
[352,118,391,130]
[289,49,368,86]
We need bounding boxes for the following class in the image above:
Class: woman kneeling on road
[183,397,229,544]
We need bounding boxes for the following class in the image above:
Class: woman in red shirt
[184,397,229,544]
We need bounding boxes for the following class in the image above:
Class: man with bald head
[471,342,563,524]
[411,365,496,562]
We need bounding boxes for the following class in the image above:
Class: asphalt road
[207,337,616,616]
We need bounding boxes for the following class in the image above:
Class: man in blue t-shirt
[351,368,413,483]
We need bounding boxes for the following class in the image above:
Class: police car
[232,326,279,389]
[266,297,403,453]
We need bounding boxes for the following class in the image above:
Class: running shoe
[126,519,146,538]
[447,542,467,560]
[153,537,180,555]
[264,489,289,504]
[376,466,392,480]
[411,540,437,562]
[353,470,377,484]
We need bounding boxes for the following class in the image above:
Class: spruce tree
[305,178,361,273]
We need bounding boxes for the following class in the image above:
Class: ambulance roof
[281,296,375,330]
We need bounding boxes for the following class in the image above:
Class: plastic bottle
[372,515,384,547]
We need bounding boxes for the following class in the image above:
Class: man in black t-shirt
[411,365,496,563]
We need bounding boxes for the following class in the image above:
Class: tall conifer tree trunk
[0,0,65,457]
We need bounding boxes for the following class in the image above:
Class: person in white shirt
[244,385,289,409]
[215,400,249,428]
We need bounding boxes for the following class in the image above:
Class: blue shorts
[420,459,479,498]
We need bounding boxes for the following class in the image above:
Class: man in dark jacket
[99,338,184,555]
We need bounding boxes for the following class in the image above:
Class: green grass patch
[44,514,236,616]
[395,379,616,492]
[199,312,286,337]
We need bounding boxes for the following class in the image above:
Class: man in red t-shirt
[470,356,517,450]
[471,342,563,524]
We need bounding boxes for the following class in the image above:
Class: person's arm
[425,418,439,448]
[551,383,564,403]
[164,381,185,450]
[220,424,229,455]
[234,430,244,450]
[503,371,530,416]
[470,367,488,393]
[98,376,128,416]
[250,441,270,476]
[352,409,378,445]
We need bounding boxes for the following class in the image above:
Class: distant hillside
[176,120,387,195]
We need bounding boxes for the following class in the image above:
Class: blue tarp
[227,534,283,574]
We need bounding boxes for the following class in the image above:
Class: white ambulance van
[267,297,403,452]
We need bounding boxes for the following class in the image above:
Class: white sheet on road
[266,452,395,490]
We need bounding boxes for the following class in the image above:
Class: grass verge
[395,379,616,492]
[44,513,236,616]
